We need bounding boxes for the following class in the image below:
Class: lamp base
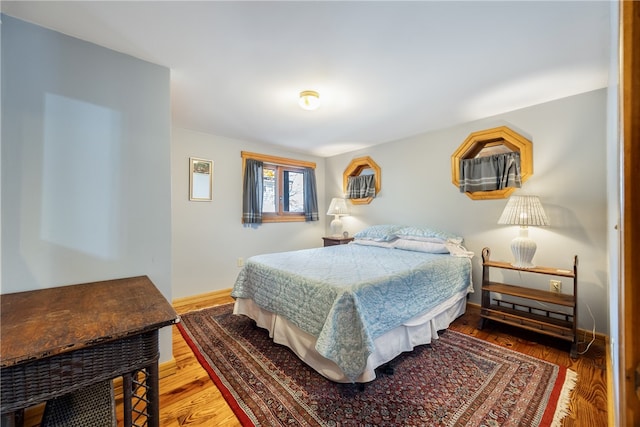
[510,227,537,269]
[330,216,343,237]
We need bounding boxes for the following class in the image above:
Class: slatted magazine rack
[478,247,578,358]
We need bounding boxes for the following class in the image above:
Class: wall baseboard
[173,288,234,314]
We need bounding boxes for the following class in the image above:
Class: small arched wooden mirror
[343,156,381,205]
[451,126,533,200]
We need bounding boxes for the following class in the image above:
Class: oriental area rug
[177,304,577,427]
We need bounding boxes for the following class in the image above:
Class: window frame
[241,151,316,223]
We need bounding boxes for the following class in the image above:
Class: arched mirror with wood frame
[451,126,533,200]
[343,156,381,205]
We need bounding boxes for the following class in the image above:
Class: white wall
[606,1,621,423]
[326,89,609,334]
[171,127,326,299]
[1,16,174,361]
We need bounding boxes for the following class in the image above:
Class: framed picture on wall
[189,157,213,201]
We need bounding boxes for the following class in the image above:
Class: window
[262,164,305,216]
[241,151,318,224]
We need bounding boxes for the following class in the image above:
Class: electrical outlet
[550,280,562,293]
[237,257,244,267]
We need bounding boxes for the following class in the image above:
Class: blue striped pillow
[395,226,463,244]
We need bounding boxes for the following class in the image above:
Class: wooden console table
[478,247,578,358]
[1,276,179,427]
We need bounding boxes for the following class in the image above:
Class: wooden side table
[478,247,578,358]
[322,236,354,247]
[1,276,179,427]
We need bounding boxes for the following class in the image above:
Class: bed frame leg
[340,382,366,393]
[380,361,395,375]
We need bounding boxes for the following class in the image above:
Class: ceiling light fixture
[299,90,320,111]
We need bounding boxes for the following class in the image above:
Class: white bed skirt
[233,290,468,383]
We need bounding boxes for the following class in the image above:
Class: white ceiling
[2,1,611,157]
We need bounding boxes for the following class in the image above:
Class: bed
[231,225,473,383]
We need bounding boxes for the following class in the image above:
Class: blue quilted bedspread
[231,244,472,381]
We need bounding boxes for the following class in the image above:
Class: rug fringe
[551,369,578,427]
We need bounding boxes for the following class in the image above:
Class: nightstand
[479,247,578,358]
[322,236,354,247]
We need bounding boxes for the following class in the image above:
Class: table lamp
[327,198,349,236]
[497,195,549,268]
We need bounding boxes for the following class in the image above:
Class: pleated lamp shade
[498,195,549,268]
[327,198,349,236]
[498,195,550,227]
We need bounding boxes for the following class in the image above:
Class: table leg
[147,363,160,427]
[0,409,23,427]
[122,373,133,426]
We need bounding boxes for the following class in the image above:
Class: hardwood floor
[24,291,608,426]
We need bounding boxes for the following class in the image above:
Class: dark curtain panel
[459,152,521,193]
[303,168,319,221]
[242,159,263,223]
[346,175,376,199]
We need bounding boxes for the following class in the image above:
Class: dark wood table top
[1,276,179,368]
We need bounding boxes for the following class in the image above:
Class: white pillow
[393,238,449,254]
[351,238,396,248]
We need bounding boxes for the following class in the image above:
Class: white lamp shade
[327,198,348,236]
[327,198,349,216]
[498,195,548,268]
[498,195,549,226]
